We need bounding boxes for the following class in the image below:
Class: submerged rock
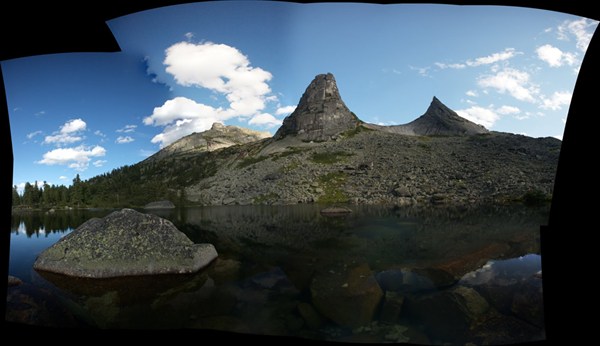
[33,208,217,278]
[320,207,353,216]
[310,263,383,328]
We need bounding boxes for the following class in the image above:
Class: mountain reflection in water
[8,204,546,344]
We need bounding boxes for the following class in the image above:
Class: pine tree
[12,185,21,206]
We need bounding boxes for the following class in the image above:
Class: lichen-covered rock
[33,208,217,278]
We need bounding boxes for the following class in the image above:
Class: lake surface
[7,205,546,344]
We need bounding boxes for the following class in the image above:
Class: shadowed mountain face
[274,73,361,141]
[365,97,489,136]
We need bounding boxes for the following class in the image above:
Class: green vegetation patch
[341,124,374,138]
[317,171,349,204]
[521,189,552,206]
[253,192,280,204]
[237,155,270,169]
[310,151,354,164]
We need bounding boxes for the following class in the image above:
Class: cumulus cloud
[94,130,106,137]
[27,130,43,139]
[540,91,572,110]
[164,41,272,116]
[116,124,137,133]
[465,90,478,97]
[144,97,223,146]
[456,106,499,128]
[145,41,278,146]
[37,145,106,171]
[477,68,538,103]
[116,136,134,144]
[275,105,296,115]
[59,176,67,180]
[536,44,578,67]
[248,113,282,128]
[496,105,520,115]
[44,118,87,145]
[558,18,599,52]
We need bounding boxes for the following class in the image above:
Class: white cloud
[116,124,137,133]
[466,48,519,66]
[37,145,106,172]
[477,68,538,103]
[540,91,572,111]
[465,90,478,97]
[94,130,106,137]
[145,41,277,146]
[44,118,87,145]
[92,160,107,167]
[248,113,282,128]
[144,97,223,147]
[116,136,134,144]
[275,105,296,115]
[59,176,67,180]
[435,49,518,71]
[35,110,46,116]
[456,106,499,128]
[558,18,599,52]
[164,41,272,116]
[26,130,43,139]
[409,65,431,77]
[496,105,520,115]
[435,62,466,69]
[536,44,578,67]
[184,32,194,41]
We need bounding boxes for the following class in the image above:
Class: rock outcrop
[148,122,271,161]
[366,96,489,136]
[274,73,360,141]
[144,200,175,209]
[33,209,217,278]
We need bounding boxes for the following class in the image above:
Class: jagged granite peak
[366,97,489,136]
[148,122,271,161]
[274,73,360,141]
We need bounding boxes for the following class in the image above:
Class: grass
[521,189,551,206]
[316,172,349,204]
[310,151,354,164]
[237,155,269,169]
[341,124,374,138]
[253,192,280,204]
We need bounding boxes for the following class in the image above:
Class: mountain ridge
[73,73,560,208]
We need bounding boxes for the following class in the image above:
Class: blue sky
[3,2,597,192]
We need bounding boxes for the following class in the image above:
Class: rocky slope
[112,73,561,207]
[147,122,271,162]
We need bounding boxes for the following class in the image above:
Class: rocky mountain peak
[413,96,489,136]
[147,124,270,162]
[274,73,360,141]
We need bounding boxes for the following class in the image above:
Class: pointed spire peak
[274,73,360,141]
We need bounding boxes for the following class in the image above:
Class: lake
[7,204,546,344]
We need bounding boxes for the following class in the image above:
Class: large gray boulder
[33,208,217,278]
